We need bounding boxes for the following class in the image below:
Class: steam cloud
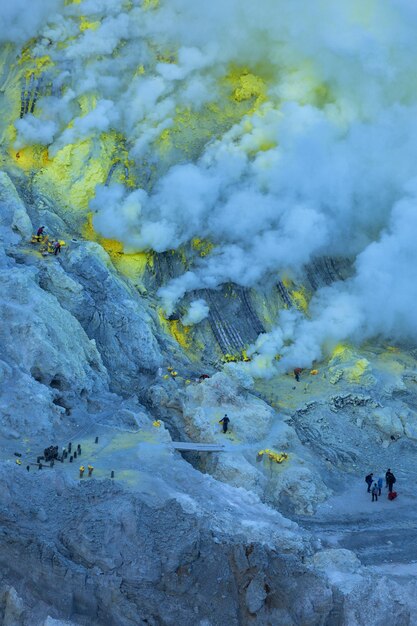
[182,299,209,326]
[0,0,64,44]
[9,0,417,372]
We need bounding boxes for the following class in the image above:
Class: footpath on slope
[5,413,417,576]
[298,478,417,573]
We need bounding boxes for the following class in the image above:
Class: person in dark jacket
[37,226,45,237]
[365,472,373,493]
[385,469,396,493]
[294,368,302,382]
[219,414,230,433]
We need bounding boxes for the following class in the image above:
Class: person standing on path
[386,469,396,493]
[365,472,374,493]
[377,477,383,496]
[371,482,379,502]
[219,414,230,433]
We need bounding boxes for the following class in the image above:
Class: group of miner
[34,225,62,255]
[365,469,397,501]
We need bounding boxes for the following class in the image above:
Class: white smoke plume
[9,0,417,371]
[90,184,147,252]
[14,115,58,149]
[0,0,64,44]
[182,299,210,326]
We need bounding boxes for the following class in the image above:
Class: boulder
[372,407,404,439]
[2,587,24,626]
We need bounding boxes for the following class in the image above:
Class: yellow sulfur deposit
[290,287,310,313]
[18,46,53,79]
[158,310,192,349]
[282,277,310,313]
[329,344,373,384]
[169,320,191,349]
[79,16,100,31]
[221,353,238,363]
[345,358,370,383]
[191,238,214,257]
[158,128,172,153]
[156,68,265,161]
[257,449,289,464]
[229,68,266,111]
[35,136,112,212]
[221,349,251,364]
[331,344,350,360]
[11,145,50,171]
[143,0,160,10]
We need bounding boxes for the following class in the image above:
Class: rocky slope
[1,170,417,625]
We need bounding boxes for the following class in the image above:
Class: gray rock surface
[0,469,333,626]
[41,241,163,393]
[0,265,108,437]
[0,172,32,245]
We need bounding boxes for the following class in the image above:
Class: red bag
[388,491,397,500]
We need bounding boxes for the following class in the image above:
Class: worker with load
[294,368,302,382]
[31,227,46,244]
[219,414,230,433]
[385,468,396,493]
[32,233,66,256]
